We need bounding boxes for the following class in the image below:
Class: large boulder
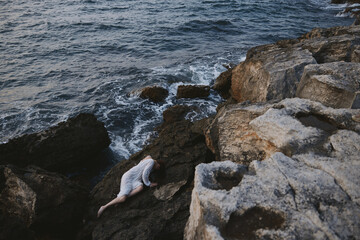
[298,25,360,63]
[0,113,111,173]
[0,165,88,239]
[205,102,278,165]
[231,45,316,103]
[77,118,214,240]
[296,62,360,109]
[229,25,360,104]
[177,85,210,99]
[206,98,359,165]
[185,152,360,240]
[185,98,360,240]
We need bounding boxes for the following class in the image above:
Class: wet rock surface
[177,85,210,99]
[0,165,88,240]
[0,113,111,173]
[77,118,214,240]
[140,86,169,102]
[162,105,195,125]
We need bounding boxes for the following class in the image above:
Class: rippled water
[0,0,353,161]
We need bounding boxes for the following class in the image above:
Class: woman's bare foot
[97,206,105,218]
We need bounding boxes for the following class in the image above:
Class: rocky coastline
[1,22,360,240]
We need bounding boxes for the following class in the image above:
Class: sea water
[0,0,354,161]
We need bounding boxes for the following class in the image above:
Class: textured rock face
[188,98,360,239]
[185,152,360,240]
[206,97,360,164]
[230,25,360,105]
[205,102,278,165]
[162,105,195,124]
[177,85,210,99]
[0,165,88,239]
[77,119,214,240]
[140,86,169,102]
[296,62,360,109]
[0,113,111,173]
[299,27,360,63]
[231,45,316,103]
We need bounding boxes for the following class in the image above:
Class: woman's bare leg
[97,195,126,217]
[97,185,144,217]
[128,185,144,197]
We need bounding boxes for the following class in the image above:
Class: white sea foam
[239,56,246,62]
[349,3,360,8]
[323,3,347,10]
[336,11,351,18]
[110,135,131,158]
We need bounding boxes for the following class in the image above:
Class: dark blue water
[0,0,354,161]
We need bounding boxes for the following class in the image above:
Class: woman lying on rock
[97,155,165,217]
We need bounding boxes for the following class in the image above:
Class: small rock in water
[139,86,169,102]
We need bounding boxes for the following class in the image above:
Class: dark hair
[150,159,166,184]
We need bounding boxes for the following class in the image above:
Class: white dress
[117,158,154,198]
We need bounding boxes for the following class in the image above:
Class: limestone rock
[187,98,360,240]
[0,165,88,239]
[296,62,360,109]
[207,97,360,164]
[140,86,169,102]
[0,113,111,173]
[249,98,359,156]
[231,44,316,103]
[185,152,360,240]
[299,30,360,63]
[177,85,210,99]
[207,97,360,165]
[205,102,278,165]
[230,25,360,104]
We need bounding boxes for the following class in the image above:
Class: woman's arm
[142,159,155,186]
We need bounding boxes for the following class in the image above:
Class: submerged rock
[0,113,111,173]
[0,165,88,239]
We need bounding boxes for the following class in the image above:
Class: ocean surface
[0,0,354,162]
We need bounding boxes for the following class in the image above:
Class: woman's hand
[150,182,158,187]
